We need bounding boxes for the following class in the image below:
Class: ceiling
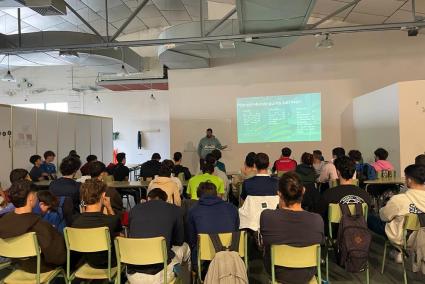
[0,0,421,38]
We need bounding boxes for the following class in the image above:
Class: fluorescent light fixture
[219,40,236,49]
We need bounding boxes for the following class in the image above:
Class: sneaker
[389,249,403,264]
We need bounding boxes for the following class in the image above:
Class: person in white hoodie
[369,164,425,261]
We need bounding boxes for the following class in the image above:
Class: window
[13,102,68,112]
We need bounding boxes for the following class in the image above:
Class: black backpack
[336,203,371,272]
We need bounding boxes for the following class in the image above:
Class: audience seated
[317,156,372,229]
[80,154,97,176]
[71,179,122,269]
[372,148,394,172]
[89,161,124,216]
[127,188,189,283]
[173,152,192,181]
[40,150,57,179]
[349,149,376,183]
[368,164,425,247]
[0,169,31,216]
[186,182,239,265]
[212,149,226,173]
[162,159,183,194]
[313,150,325,177]
[148,162,181,206]
[49,156,81,213]
[68,150,81,160]
[415,154,425,166]
[36,190,73,233]
[260,172,324,284]
[272,147,297,173]
[10,168,31,183]
[29,154,47,182]
[205,154,229,197]
[0,180,66,273]
[113,152,130,181]
[240,153,278,203]
[317,147,345,184]
[295,152,316,184]
[241,152,257,179]
[187,162,225,200]
[140,153,162,180]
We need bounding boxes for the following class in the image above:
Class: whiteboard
[12,107,37,170]
[58,113,76,162]
[75,115,91,162]
[36,110,58,168]
[102,118,113,164]
[0,105,12,188]
[90,117,102,160]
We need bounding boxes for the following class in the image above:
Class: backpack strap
[418,213,425,228]
[339,203,352,217]
[354,202,363,217]
[229,231,241,252]
[209,232,241,253]
[209,234,225,253]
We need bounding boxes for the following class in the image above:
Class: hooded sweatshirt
[380,188,425,245]
[148,177,181,206]
[0,212,66,272]
[372,160,394,172]
[295,164,317,184]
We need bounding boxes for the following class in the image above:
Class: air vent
[25,0,66,16]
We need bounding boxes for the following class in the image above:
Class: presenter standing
[197,128,227,167]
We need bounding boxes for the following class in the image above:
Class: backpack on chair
[336,203,371,272]
[204,232,248,284]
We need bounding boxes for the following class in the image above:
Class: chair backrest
[271,244,321,284]
[64,227,110,252]
[115,236,167,265]
[198,231,246,261]
[0,232,38,258]
[330,179,359,188]
[404,213,420,231]
[328,203,368,224]
[177,172,185,183]
[103,175,114,183]
[277,171,286,178]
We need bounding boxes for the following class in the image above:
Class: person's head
[89,161,107,179]
[147,188,168,201]
[301,152,313,166]
[206,128,213,138]
[278,172,304,207]
[173,152,182,163]
[201,161,215,174]
[404,164,425,189]
[29,155,42,166]
[281,147,292,158]
[69,150,77,156]
[116,152,126,164]
[197,181,217,198]
[43,150,56,163]
[9,180,37,209]
[80,179,107,206]
[254,152,269,171]
[332,147,346,159]
[348,150,362,163]
[205,153,217,166]
[9,169,30,183]
[211,149,222,161]
[415,154,425,166]
[86,155,97,163]
[158,163,172,178]
[37,190,58,214]
[162,159,174,170]
[374,148,389,161]
[334,156,355,180]
[151,153,161,161]
[60,156,81,177]
[313,150,323,162]
[245,152,256,168]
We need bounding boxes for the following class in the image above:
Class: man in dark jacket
[186,182,239,264]
[0,180,66,273]
[140,153,162,180]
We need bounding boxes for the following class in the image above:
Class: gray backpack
[204,232,248,284]
[407,214,425,274]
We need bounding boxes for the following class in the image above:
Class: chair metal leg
[366,262,370,284]
[326,248,329,282]
[402,254,408,284]
[381,241,388,274]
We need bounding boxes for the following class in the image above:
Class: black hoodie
[0,212,66,273]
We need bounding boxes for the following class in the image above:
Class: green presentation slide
[237,93,321,143]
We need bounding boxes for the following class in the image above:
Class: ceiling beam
[205,7,236,36]
[308,0,361,29]
[200,0,206,36]
[64,2,106,43]
[110,0,149,42]
[2,20,425,54]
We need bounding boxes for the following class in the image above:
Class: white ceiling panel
[45,21,80,32]
[20,26,40,33]
[76,7,103,22]
[152,0,185,10]
[137,4,163,19]
[353,0,404,17]
[345,11,387,24]
[65,0,87,11]
[87,18,118,35]
[142,16,169,27]
[402,0,425,14]
[81,0,124,12]
[385,9,420,23]
[61,9,83,25]
[312,0,352,18]
[2,7,37,19]
[98,4,132,22]
[112,17,147,34]
[161,10,191,21]
[23,14,65,30]
[124,0,154,9]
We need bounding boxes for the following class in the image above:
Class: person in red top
[272,147,297,173]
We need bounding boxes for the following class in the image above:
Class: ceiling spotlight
[244,37,253,43]
[316,34,334,49]
[219,40,236,49]
[95,95,101,104]
[2,54,15,82]
[150,94,156,100]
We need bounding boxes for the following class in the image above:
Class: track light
[2,55,15,82]
[316,34,334,49]
[95,95,101,103]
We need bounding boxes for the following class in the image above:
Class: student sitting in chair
[173,152,192,181]
[36,190,73,234]
[260,172,324,284]
[80,154,97,177]
[140,153,162,180]
[148,162,181,206]
[313,150,325,177]
[371,148,394,172]
[29,154,48,182]
[295,152,317,184]
[187,161,225,200]
[211,149,226,173]
[0,180,66,273]
[272,147,297,174]
[127,188,190,283]
[317,147,346,184]
[113,152,130,181]
[40,150,57,180]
